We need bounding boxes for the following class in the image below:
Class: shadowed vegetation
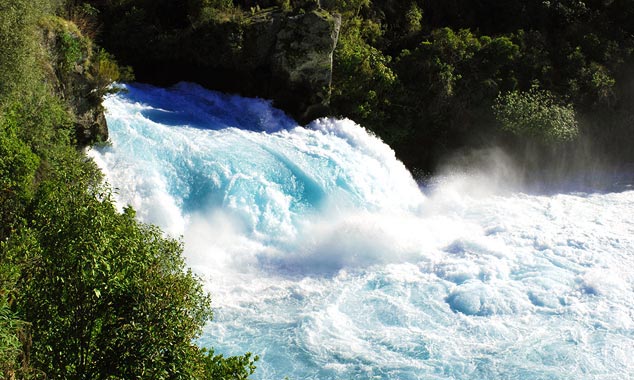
[1,0,256,378]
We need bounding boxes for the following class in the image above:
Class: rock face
[209,8,341,123]
[74,106,108,146]
[271,10,341,121]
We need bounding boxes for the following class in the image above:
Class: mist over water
[89,83,634,380]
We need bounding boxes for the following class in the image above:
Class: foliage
[0,1,257,379]
[187,0,237,25]
[2,96,257,379]
[322,0,370,16]
[0,111,39,240]
[331,17,396,122]
[493,86,579,143]
[67,3,100,39]
[0,108,50,380]
[59,30,85,72]
[0,297,23,379]
[90,49,134,96]
[199,349,259,380]
[0,9,52,380]
[41,15,133,100]
[0,0,48,100]
[0,231,41,379]
[2,84,73,158]
[276,0,291,12]
[20,178,210,379]
[405,3,423,34]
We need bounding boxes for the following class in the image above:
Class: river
[89,82,634,380]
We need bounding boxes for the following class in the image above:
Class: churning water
[89,83,634,380]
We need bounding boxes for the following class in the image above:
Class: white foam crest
[307,118,425,211]
[91,85,427,273]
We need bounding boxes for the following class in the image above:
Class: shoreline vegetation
[1,1,256,378]
[1,0,633,379]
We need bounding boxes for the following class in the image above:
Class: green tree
[331,16,396,130]
[493,86,579,143]
[18,177,209,379]
[199,349,258,380]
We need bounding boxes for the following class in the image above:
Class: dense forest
[2,0,634,379]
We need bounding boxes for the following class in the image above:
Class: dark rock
[290,0,321,12]
[225,8,341,123]
[75,107,108,147]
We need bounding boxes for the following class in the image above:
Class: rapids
[89,83,634,380]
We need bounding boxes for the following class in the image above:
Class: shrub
[59,30,84,72]
[90,48,134,96]
[493,86,579,142]
[0,297,24,379]
[0,111,39,240]
[20,179,214,379]
[0,0,49,99]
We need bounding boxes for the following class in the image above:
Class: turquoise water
[90,83,634,379]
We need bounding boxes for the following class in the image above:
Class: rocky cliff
[230,7,341,121]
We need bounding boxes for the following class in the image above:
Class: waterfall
[89,82,634,380]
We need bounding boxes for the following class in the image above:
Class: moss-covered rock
[39,17,109,146]
[272,9,341,120]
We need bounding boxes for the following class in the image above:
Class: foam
[90,83,634,380]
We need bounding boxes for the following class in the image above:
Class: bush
[199,349,258,380]
[0,112,39,240]
[18,177,212,379]
[59,30,85,72]
[90,49,134,96]
[0,0,49,99]
[493,86,579,142]
[1,2,256,379]
[0,296,24,380]
[0,229,40,379]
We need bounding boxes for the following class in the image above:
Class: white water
[89,83,634,380]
